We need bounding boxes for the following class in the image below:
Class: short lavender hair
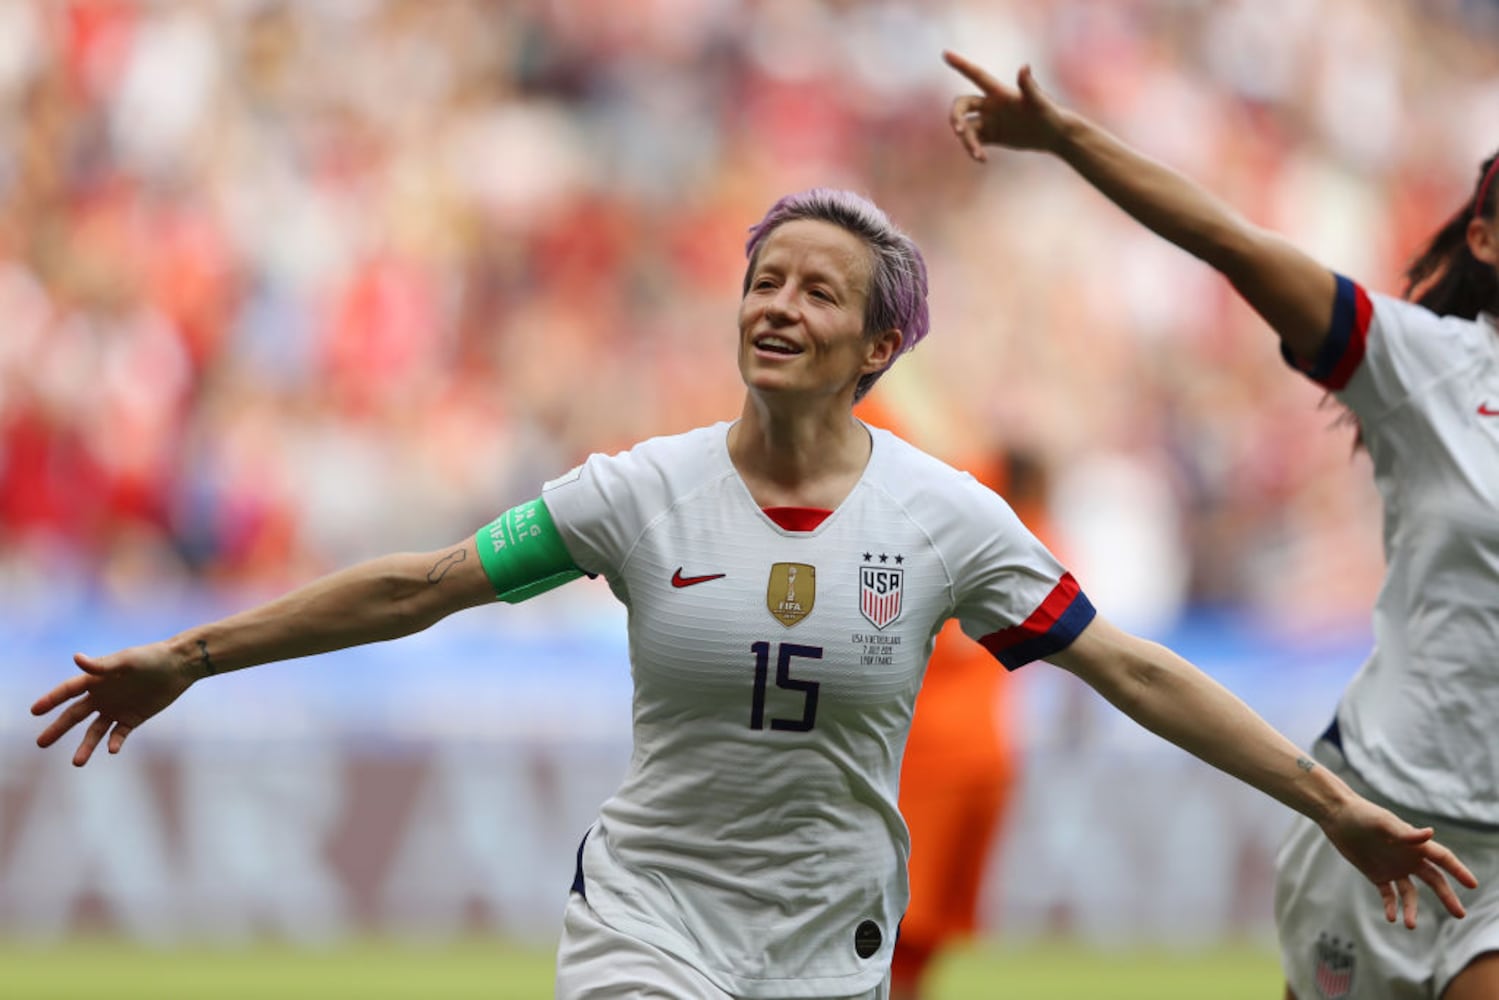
[744,189,930,401]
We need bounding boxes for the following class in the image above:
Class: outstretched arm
[33,539,496,766]
[1047,615,1478,929]
[944,51,1338,364]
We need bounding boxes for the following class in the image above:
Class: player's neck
[729,397,872,510]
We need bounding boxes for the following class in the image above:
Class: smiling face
[737,219,900,405]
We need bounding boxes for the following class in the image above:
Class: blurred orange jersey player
[891,616,1016,998]
[857,398,1050,999]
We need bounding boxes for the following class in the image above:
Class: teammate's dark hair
[1402,152,1499,318]
[1338,152,1499,451]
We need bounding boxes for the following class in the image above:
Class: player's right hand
[32,644,196,766]
[944,51,1070,162]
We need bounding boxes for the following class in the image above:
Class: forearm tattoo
[196,639,217,677]
[426,547,467,584]
[1296,756,1316,773]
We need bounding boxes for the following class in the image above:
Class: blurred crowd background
[5,0,1499,961]
[3,0,1498,629]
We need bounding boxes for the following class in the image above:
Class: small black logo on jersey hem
[853,919,882,959]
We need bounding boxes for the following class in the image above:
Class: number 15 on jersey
[749,642,822,732]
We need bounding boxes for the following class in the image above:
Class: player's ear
[862,328,902,374]
[1467,215,1498,266]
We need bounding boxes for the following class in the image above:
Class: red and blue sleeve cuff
[1280,274,1371,391]
[979,572,1097,671]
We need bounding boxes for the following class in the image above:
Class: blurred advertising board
[1,591,1365,946]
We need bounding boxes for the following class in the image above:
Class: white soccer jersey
[541,421,1093,998]
[1284,274,1499,823]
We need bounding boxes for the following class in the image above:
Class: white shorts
[554,892,891,1000]
[1274,741,1499,999]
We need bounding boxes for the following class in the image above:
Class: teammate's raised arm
[942,50,1337,365]
[945,46,1499,1000]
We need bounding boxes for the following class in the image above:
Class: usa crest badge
[859,564,904,630]
[767,563,815,626]
[1312,933,1355,999]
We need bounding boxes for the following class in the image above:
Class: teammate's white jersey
[541,421,1093,998]
[1284,275,1499,824]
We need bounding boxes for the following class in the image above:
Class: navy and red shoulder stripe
[1281,274,1372,391]
[979,572,1096,670]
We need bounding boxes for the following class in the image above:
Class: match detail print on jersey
[766,563,815,626]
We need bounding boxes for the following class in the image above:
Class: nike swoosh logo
[1480,403,1499,417]
[671,568,726,588]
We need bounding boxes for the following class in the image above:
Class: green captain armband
[475,498,584,603]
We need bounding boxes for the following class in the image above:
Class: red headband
[1476,157,1499,221]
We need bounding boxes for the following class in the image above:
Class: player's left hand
[1319,797,1478,928]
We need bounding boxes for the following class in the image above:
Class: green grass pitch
[0,939,1281,999]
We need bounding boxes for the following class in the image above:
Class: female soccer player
[34,187,1475,998]
[944,49,1499,1000]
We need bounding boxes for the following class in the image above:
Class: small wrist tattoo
[427,548,467,584]
[1296,756,1316,773]
[196,639,217,677]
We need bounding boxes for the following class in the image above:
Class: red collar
[762,506,832,531]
